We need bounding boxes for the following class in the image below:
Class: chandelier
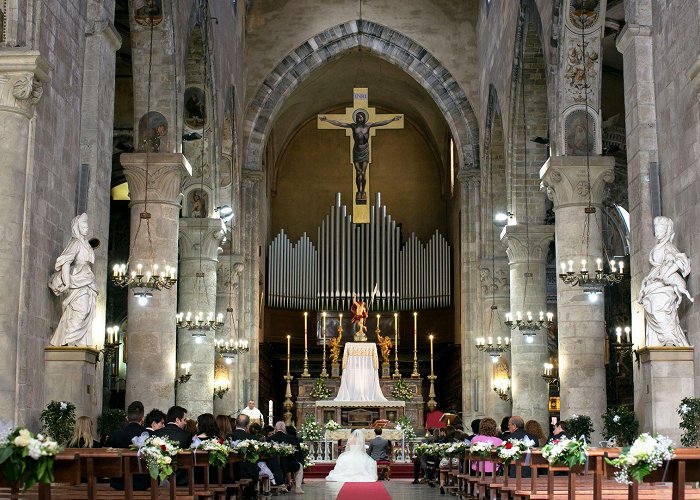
[504,309,554,341]
[559,258,624,302]
[111,21,176,303]
[492,376,511,402]
[475,310,511,364]
[542,362,559,387]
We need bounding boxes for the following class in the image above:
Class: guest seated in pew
[547,420,568,443]
[438,426,459,494]
[230,414,261,500]
[507,416,538,479]
[499,416,511,440]
[270,422,304,494]
[154,405,192,486]
[216,414,233,439]
[68,416,102,448]
[470,418,503,476]
[525,420,547,447]
[193,413,223,486]
[144,409,166,434]
[105,400,149,491]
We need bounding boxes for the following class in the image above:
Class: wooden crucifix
[318,87,404,223]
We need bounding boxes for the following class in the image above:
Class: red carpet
[336,481,392,500]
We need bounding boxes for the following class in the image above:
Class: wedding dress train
[325,429,378,482]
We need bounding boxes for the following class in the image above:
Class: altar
[335,342,387,401]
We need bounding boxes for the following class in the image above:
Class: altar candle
[322,312,327,354]
[413,312,417,353]
[624,326,631,343]
[268,400,273,426]
[377,313,381,330]
[615,327,622,344]
[394,312,398,352]
[429,334,434,374]
[304,312,308,351]
[286,335,291,374]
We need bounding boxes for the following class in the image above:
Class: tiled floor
[283,479,448,499]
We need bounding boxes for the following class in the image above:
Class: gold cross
[318,87,404,223]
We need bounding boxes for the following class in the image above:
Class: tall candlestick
[429,334,434,375]
[286,334,291,375]
[304,312,308,351]
[411,312,419,378]
[320,312,328,377]
[268,400,273,426]
[393,312,400,378]
[302,312,310,377]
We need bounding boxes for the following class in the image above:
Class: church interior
[1,0,700,496]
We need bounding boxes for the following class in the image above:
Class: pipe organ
[267,193,452,311]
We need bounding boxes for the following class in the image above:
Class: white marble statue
[638,216,694,347]
[48,213,98,346]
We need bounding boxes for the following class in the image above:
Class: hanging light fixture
[504,57,553,338]
[558,9,623,300]
[112,17,177,300]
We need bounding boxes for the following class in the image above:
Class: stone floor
[281,479,447,499]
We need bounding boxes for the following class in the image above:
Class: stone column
[457,168,482,423]
[0,50,50,422]
[480,257,513,422]
[240,170,264,405]
[214,259,244,416]
[122,153,191,410]
[501,224,554,429]
[176,218,224,417]
[541,155,614,442]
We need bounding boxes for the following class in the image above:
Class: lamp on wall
[492,375,511,402]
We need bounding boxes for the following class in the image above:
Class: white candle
[304,312,308,351]
[429,334,434,374]
[596,258,602,271]
[624,326,631,343]
[377,313,381,330]
[619,261,624,274]
[286,335,291,374]
[581,259,587,272]
[616,327,622,344]
[268,400,273,426]
[560,262,567,274]
[413,312,417,354]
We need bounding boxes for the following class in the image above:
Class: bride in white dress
[325,429,378,482]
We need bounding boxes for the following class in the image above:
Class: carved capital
[539,155,615,208]
[86,19,122,51]
[615,23,652,54]
[178,218,225,262]
[500,224,554,264]
[121,153,192,205]
[0,50,51,115]
[479,258,510,299]
[217,258,245,290]
[242,169,264,188]
[457,167,480,189]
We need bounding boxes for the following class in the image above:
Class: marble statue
[48,213,98,346]
[638,216,694,347]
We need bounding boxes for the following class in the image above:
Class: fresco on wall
[137,111,168,153]
[187,189,208,218]
[184,87,206,129]
[564,109,596,156]
[569,0,600,29]
[134,0,163,26]
[564,39,599,103]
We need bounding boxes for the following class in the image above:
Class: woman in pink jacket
[470,418,503,474]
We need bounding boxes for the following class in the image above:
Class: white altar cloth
[335,342,387,401]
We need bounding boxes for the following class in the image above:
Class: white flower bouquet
[442,442,468,458]
[496,439,531,465]
[131,433,180,481]
[470,441,494,458]
[605,433,674,485]
[191,436,231,468]
[541,437,588,468]
[0,423,61,491]
[231,438,265,463]
[325,419,341,431]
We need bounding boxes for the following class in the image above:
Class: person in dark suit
[105,401,149,491]
[269,421,304,493]
[144,409,166,434]
[230,415,260,499]
[507,416,539,478]
[367,428,391,461]
[153,406,192,486]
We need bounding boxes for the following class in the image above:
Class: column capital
[540,155,615,208]
[500,224,554,264]
[86,20,122,51]
[178,218,225,262]
[0,50,51,115]
[457,167,480,188]
[479,258,511,300]
[121,153,192,206]
[615,23,652,54]
[242,169,264,185]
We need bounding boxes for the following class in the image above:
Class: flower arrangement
[230,439,265,464]
[40,401,75,445]
[299,415,323,442]
[97,408,126,442]
[565,414,594,443]
[191,436,231,468]
[602,406,639,447]
[541,437,589,468]
[396,415,416,440]
[391,379,414,401]
[678,397,700,447]
[269,442,295,457]
[469,441,494,458]
[0,423,61,491]
[131,433,180,481]
[441,442,468,458]
[415,443,440,456]
[309,378,332,399]
[496,439,531,466]
[300,443,314,468]
[324,419,341,431]
[605,433,674,485]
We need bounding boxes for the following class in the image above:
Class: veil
[347,429,365,448]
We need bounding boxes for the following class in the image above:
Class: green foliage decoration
[602,406,639,446]
[40,401,75,446]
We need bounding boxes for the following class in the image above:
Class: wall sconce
[176,363,192,385]
[492,376,511,402]
[542,362,559,388]
[213,381,229,399]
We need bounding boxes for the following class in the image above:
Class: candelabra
[612,326,633,354]
[542,362,559,388]
[103,326,122,363]
[320,312,328,378]
[301,312,310,377]
[474,336,510,362]
[492,376,511,401]
[559,258,625,301]
[213,383,230,399]
[427,334,436,410]
[176,311,224,331]
[214,338,238,364]
[393,313,401,379]
[504,311,553,341]
[283,374,294,425]
[112,260,177,293]
[175,363,192,385]
[411,312,420,378]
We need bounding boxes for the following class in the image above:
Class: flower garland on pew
[191,436,232,468]
[541,437,589,468]
[496,439,532,466]
[604,433,674,485]
[230,439,296,464]
[300,443,314,469]
[131,433,180,482]
[0,422,61,491]
[469,441,494,459]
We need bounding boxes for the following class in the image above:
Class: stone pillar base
[638,347,694,444]
[44,347,100,422]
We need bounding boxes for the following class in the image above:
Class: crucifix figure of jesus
[318,87,404,223]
